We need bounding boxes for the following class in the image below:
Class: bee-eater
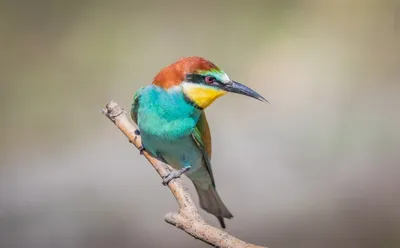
[130,56,267,228]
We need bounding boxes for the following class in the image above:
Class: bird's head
[152,56,267,109]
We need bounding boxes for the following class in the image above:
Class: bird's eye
[204,76,215,84]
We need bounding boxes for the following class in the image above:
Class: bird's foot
[133,129,141,143]
[138,145,146,155]
[131,129,141,144]
[162,167,190,186]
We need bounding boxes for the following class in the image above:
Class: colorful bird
[130,56,267,228]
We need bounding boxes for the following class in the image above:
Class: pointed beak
[222,81,268,103]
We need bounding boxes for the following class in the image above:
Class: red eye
[204,76,214,84]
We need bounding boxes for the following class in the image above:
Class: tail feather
[194,184,233,228]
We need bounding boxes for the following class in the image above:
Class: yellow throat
[182,83,227,109]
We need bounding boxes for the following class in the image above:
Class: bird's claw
[138,146,146,155]
[162,167,190,186]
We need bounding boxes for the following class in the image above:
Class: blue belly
[141,132,203,174]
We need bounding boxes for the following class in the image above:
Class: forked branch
[102,100,266,248]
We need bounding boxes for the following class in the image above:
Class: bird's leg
[162,166,190,186]
[131,129,146,155]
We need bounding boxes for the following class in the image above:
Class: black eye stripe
[185,73,222,85]
[185,74,203,84]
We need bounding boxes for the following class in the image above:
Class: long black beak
[222,81,268,103]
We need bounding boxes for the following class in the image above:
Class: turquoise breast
[137,85,201,141]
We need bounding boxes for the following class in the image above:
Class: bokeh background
[1,1,399,248]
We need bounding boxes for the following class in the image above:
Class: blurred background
[1,1,399,247]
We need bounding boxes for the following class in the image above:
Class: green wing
[191,111,215,187]
[130,86,145,124]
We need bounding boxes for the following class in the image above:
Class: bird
[130,56,267,228]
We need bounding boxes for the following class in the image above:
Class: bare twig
[102,100,266,248]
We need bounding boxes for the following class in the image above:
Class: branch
[102,100,266,248]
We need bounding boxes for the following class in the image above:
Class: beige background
[0,1,399,248]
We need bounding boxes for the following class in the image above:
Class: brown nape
[152,56,220,89]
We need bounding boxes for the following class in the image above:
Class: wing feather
[191,111,215,187]
[130,86,145,124]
